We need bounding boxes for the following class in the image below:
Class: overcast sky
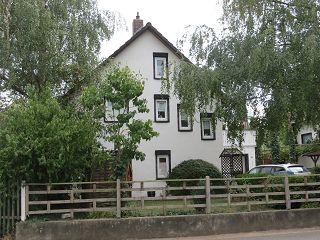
[97,0,223,59]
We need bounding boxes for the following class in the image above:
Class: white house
[104,14,256,191]
[297,125,319,168]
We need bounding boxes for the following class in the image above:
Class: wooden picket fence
[21,175,320,219]
[0,185,21,238]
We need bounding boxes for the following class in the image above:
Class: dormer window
[153,53,168,79]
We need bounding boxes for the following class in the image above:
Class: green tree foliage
[0,88,101,193]
[269,131,281,163]
[169,0,320,143]
[82,65,159,179]
[0,0,119,102]
[167,159,222,210]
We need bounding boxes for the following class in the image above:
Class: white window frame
[155,150,171,179]
[200,113,215,140]
[154,95,169,122]
[177,104,192,131]
[153,53,168,79]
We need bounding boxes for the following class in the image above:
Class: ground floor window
[155,150,171,179]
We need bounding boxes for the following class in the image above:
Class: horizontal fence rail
[22,175,320,220]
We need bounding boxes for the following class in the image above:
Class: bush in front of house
[169,159,222,180]
[167,159,222,212]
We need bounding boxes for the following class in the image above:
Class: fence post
[21,181,26,221]
[162,188,167,216]
[284,176,291,210]
[246,185,251,212]
[116,179,121,218]
[205,176,211,214]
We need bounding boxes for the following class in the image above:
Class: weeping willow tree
[0,0,121,104]
[168,0,320,149]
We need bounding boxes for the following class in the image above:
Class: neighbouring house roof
[105,22,192,64]
[303,152,320,157]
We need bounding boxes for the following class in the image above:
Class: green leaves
[169,0,320,143]
[0,0,119,101]
[82,66,158,179]
[0,87,100,193]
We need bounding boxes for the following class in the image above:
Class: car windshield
[288,166,309,173]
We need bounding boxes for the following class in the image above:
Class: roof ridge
[105,22,192,64]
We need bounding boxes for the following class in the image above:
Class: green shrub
[234,174,320,209]
[167,159,222,212]
[169,159,222,179]
[311,167,320,174]
[234,174,284,204]
[235,173,271,185]
[301,202,320,209]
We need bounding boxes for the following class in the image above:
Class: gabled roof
[220,148,243,157]
[107,22,192,64]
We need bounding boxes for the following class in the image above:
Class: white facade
[222,130,256,170]
[106,20,256,188]
[297,125,319,168]
[296,125,317,145]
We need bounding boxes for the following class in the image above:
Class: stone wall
[16,209,320,240]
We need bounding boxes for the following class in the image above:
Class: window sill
[155,120,170,123]
[201,137,216,141]
[178,129,193,132]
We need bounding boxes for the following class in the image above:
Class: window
[153,53,168,79]
[154,94,169,122]
[177,104,192,131]
[301,133,313,144]
[248,167,260,174]
[271,167,285,174]
[200,113,215,140]
[155,150,171,179]
[104,99,125,122]
[260,166,273,174]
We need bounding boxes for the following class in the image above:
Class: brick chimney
[132,12,143,35]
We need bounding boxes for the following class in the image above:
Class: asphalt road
[144,227,320,240]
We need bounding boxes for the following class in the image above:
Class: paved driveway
[144,227,320,240]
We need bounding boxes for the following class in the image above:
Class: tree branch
[0,72,8,82]
[11,85,26,96]
[271,0,292,7]
[0,72,26,96]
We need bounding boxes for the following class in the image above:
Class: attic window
[153,52,168,79]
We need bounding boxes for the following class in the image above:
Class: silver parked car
[248,164,311,175]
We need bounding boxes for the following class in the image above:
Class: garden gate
[220,148,249,177]
[0,185,21,238]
